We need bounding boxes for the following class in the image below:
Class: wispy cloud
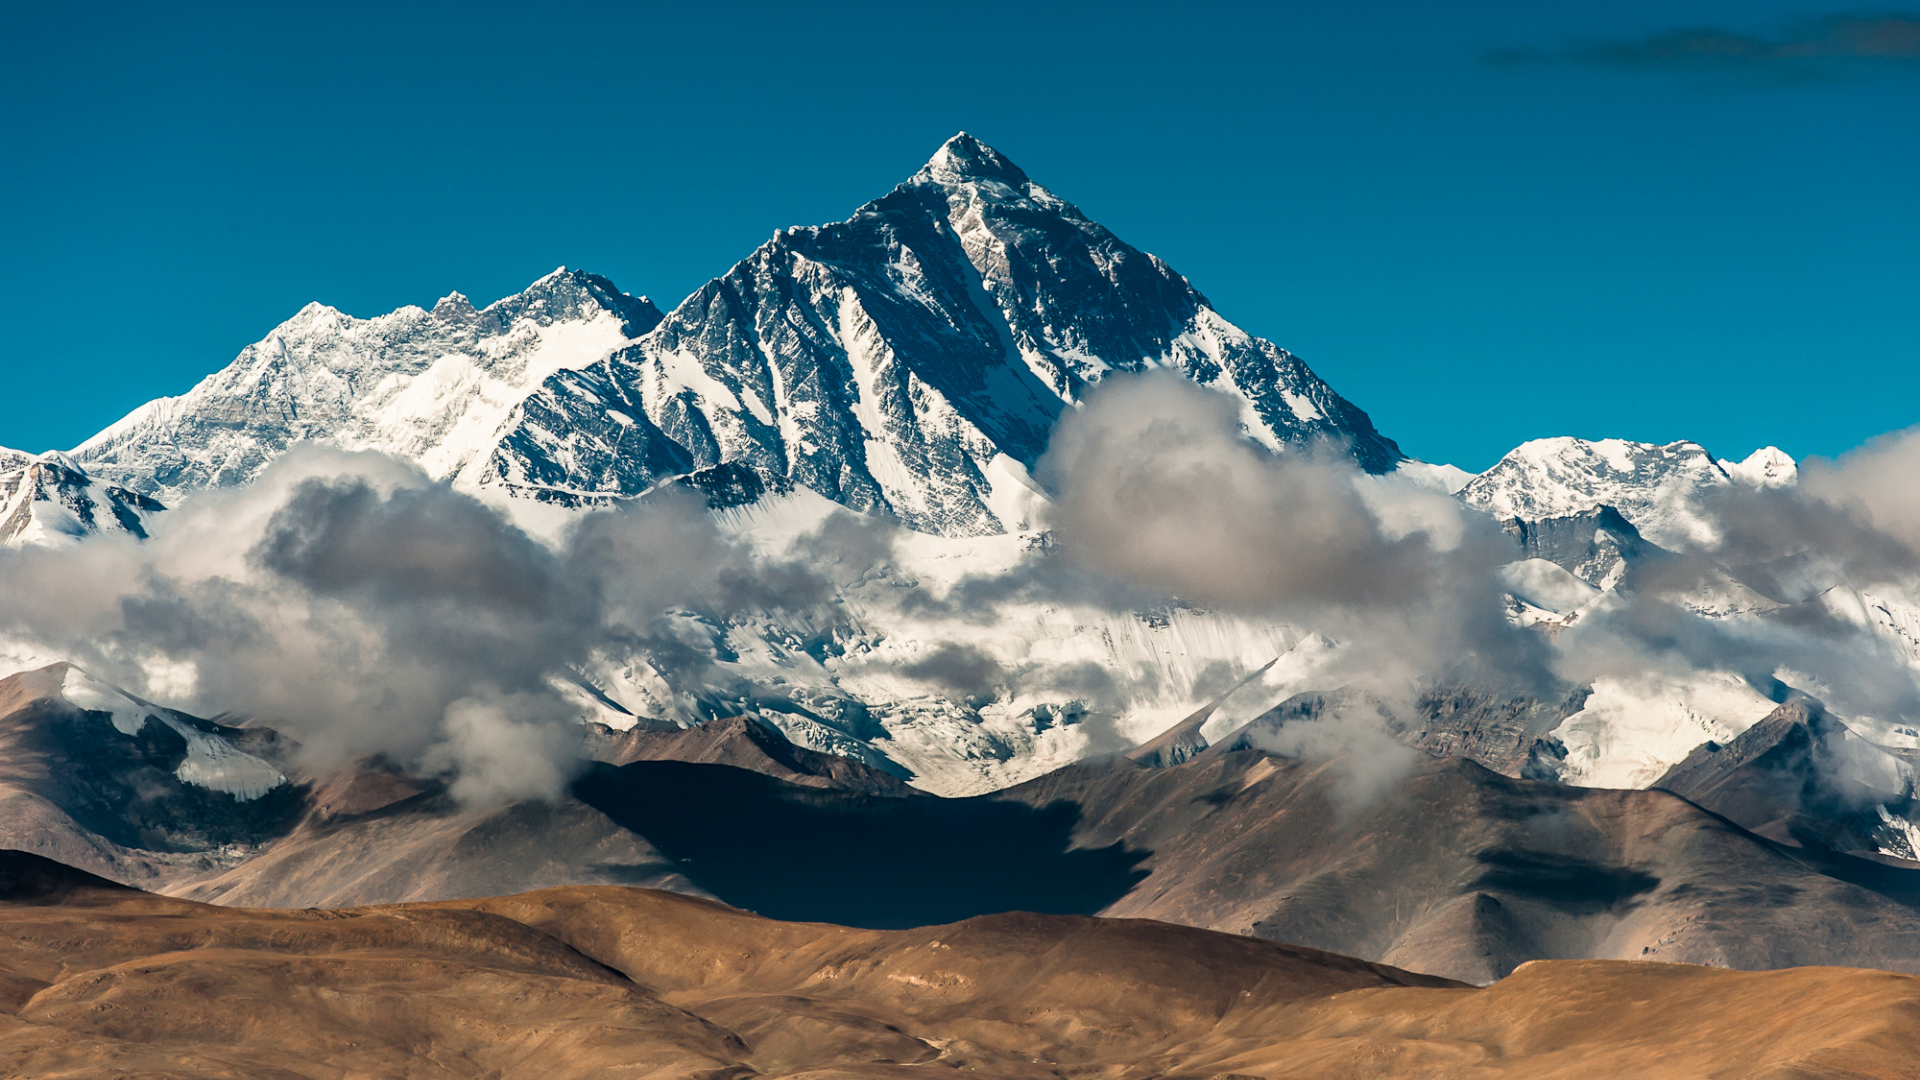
[1489,14,1920,81]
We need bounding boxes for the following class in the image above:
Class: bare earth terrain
[3,850,1918,1080]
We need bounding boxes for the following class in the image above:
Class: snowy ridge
[1460,437,1794,550]
[0,451,165,547]
[71,269,662,505]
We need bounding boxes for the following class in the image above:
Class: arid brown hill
[3,850,1918,1080]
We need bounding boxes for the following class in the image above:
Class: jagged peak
[289,300,345,320]
[33,450,83,473]
[913,132,1032,189]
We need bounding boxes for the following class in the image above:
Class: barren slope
[4,851,1918,1080]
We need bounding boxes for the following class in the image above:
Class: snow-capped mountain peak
[1459,436,1799,551]
[1724,445,1797,488]
[0,450,164,547]
[464,133,1403,533]
[914,132,1033,189]
[69,269,663,505]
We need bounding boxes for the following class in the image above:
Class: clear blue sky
[4,1,1916,470]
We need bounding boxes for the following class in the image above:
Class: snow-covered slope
[71,270,664,505]
[0,451,165,547]
[1460,438,1792,550]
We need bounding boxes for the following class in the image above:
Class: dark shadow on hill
[1472,850,1660,912]
[573,760,1151,928]
[0,849,136,902]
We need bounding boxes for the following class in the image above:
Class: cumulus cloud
[899,642,1007,701]
[1035,371,1553,698]
[1802,425,1920,552]
[975,371,1557,802]
[1241,694,1419,821]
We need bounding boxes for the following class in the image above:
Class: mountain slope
[33,850,1920,1080]
[0,452,164,547]
[0,664,300,890]
[558,745,1920,986]
[70,270,664,504]
[12,650,1920,989]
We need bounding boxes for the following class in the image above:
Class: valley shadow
[573,760,1151,928]
[1472,850,1660,912]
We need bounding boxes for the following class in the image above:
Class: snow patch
[1550,672,1779,789]
[59,667,285,800]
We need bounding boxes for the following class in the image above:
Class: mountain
[66,135,1399,536]
[0,663,891,906]
[485,133,1401,533]
[171,717,925,909]
[23,852,1920,1080]
[0,664,299,886]
[1655,698,1920,859]
[70,269,665,505]
[1501,505,1664,592]
[0,452,164,547]
[1459,437,1793,550]
[585,713,922,796]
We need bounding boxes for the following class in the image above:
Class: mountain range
[7,135,1881,800]
[51,134,1397,537]
[10,660,1920,993]
[4,134,1920,1001]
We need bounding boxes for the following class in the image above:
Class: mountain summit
[64,134,1399,535]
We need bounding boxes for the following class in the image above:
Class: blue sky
[3,1,1915,470]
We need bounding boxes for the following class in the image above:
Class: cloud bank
[3,379,1918,813]
[0,448,848,802]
